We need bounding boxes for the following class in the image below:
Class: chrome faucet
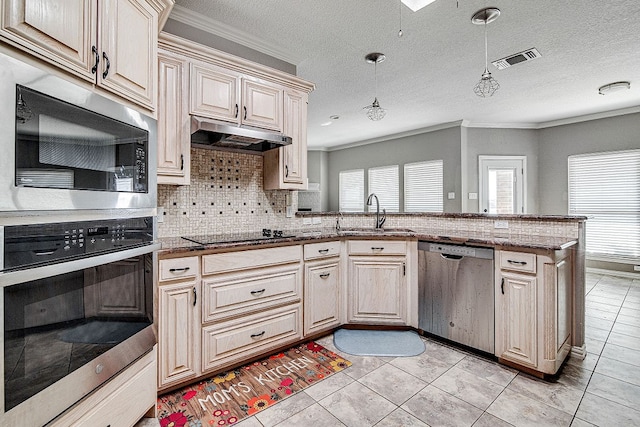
[366,193,386,229]
[336,211,344,231]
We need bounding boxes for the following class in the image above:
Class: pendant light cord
[484,19,489,71]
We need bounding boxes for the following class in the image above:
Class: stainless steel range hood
[190,116,292,154]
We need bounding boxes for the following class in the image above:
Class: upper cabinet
[0,0,174,111]
[157,32,314,187]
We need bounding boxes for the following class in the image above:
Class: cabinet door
[348,256,407,324]
[497,272,537,367]
[241,78,283,131]
[282,89,307,185]
[98,0,157,109]
[83,257,145,317]
[0,0,96,80]
[157,52,190,185]
[190,63,240,122]
[304,259,340,335]
[158,281,199,388]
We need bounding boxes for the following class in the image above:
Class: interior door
[479,156,526,214]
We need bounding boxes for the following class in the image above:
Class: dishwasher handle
[441,253,463,260]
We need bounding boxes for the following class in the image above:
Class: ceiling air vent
[492,48,541,70]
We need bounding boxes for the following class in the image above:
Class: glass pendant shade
[472,8,501,97]
[365,97,386,121]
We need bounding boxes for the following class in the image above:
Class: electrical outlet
[468,193,478,200]
[447,192,455,200]
[494,220,509,229]
[285,206,293,218]
[157,207,164,223]
[634,265,640,272]
[312,217,322,225]
[303,217,312,225]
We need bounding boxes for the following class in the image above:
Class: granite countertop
[158,227,578,255]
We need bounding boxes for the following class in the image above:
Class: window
[368,165,399,213]
[404,160,443,212]
[339,169,364,212]
[568,149,640,259]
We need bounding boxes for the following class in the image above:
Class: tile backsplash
[157,148,300,237]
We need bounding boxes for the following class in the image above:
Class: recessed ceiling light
[329,115,340,120]
[320,121,332,127]
[401,0,437,12]
[598,81,631,95]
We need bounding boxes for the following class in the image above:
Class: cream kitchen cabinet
[347,240,411,325]
[495,248,573,376]
[157,32,314,186]
[264,88,309,190]
[157,50,190,185]
[0,0,170,110]
[157,255,200,389]
[191,62,283,132]
[303,241,342,335]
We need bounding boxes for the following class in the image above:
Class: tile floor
[231,273,640,427]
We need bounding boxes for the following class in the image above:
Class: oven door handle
[1,242,161,287]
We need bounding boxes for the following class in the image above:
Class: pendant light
[364,52,387,121]
[472,7,501,97]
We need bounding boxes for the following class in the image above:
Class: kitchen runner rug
[333,328,426,357]
[156,341,351,426]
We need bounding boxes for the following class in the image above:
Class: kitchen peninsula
[156,211,586,390]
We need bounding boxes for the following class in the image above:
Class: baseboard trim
[586,267,640,280]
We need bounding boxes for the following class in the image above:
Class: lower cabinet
[495,248,573,375]
[347,240,410,325]
[304,256,341,335]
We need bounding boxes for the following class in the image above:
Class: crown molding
[325,120,463,152]
[536,106,640,129]
[169,5,302,65]
[461,120,539,129]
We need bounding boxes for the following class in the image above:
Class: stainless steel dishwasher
[418,242,495,354]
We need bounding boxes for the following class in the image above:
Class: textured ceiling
[172,0,640,149]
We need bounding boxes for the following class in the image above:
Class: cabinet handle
[235,104,239,118]
[243,106,247,120]
[507,260,527,266]
[250,331,266,339]
[285,165,289,178]
[193,287,197,306]
[403,263,406,276]
[371,247,385,251]
[501,278,505,294]
[169,267,190,273]
[91,46,99,74]
[319,272,330,279]
[102,52,110,79]
[250,289,266,295]
[180,154,184,171]
[318,248,329,254]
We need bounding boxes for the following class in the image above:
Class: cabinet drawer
[202,264,302,322]
[202,245,301,275]
[159,256,199,282]
[348,240,406,256]
[201,304,301,372]
[500,251,536,273]
[304,240,341,260]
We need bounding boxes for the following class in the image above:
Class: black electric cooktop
[182,228,296,245]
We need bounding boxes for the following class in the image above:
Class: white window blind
[339,169,364,212]
[404,160,444,212]
[568,149,640,259]
[368,165,399,213]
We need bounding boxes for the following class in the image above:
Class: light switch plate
[157,207,164,223]
[312,217,322,224]
[303,218,312,225]
[469,193,478,200]
[286,206,293,218]
[494,220,509,229]
[448,192,455,200]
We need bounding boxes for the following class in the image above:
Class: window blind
[568,149,640,259]
[339,169,364,212]
[404,160,443,212]
[368,165,399,213]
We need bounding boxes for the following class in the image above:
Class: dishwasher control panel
[420,242,494,260]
